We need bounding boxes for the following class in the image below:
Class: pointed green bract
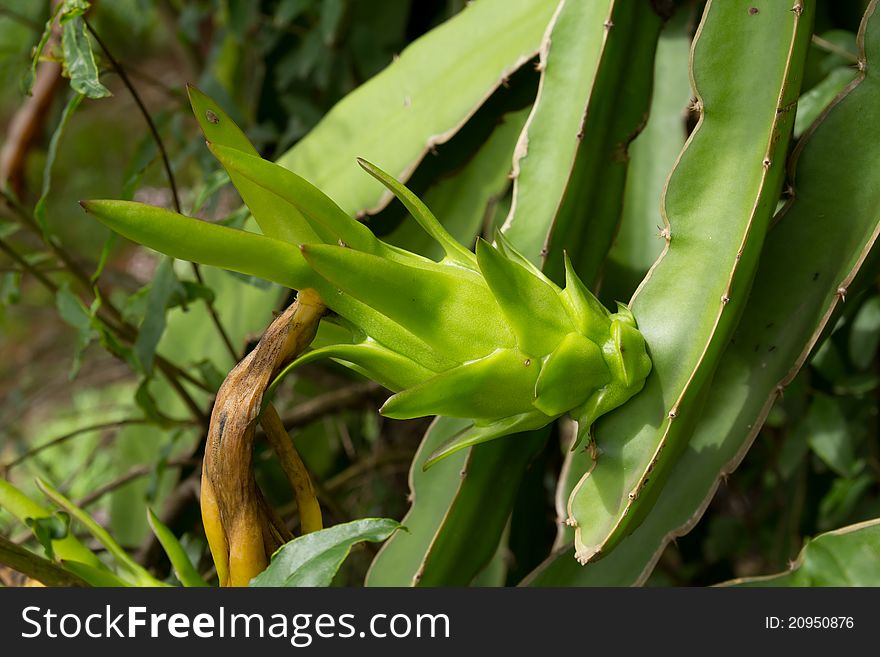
[188,86,310,243]
[81,200,313,290]
[534,333,608,416]
[423,412,549,469]
[382,348,540,420]
[302,243,511,363]
[475,239,568,356]
[560,253,612,344]
[188,85,258,155]
[210,144,377,251]
[357,158,477,268]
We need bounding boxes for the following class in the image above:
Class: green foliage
[250,518,400,587]
[724,519,880,586]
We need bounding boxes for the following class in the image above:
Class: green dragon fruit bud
[82,88,651,467]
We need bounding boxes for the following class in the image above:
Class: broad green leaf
[147,509,208,587]
[566,0,814,565]
[60,16,111,99]
[0,479,101,569]
[36,478,167,587]
[276,0,558,215]
[250,518,400,587]
[722,519,880,586]
[526,0,880,586]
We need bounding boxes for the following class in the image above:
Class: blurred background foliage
[0,0,877,586]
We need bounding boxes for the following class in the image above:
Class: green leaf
[134,257,184,374]
[22,2,64,96]
[276,0,558,215]
[55,282,97,378]
[60,16,112,99]
[848,295,880,369]
[25,513,71,561]
[36,478,167,587]
[0,479,101,569]
[34,92,83,238]
[722,519,880,586]
[80,200,314,291]
[0,271,21,306]
[251,518,400,587]
[804,393,859,477]
[147,509,208,587]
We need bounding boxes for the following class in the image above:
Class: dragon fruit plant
[81,86,652,469]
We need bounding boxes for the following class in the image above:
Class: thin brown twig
[0,265,65,273]
[75,455,197,508]
[1,418,172,472]
[83,20,181,214]
[83,18,238,362]
[0,236,58,292]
